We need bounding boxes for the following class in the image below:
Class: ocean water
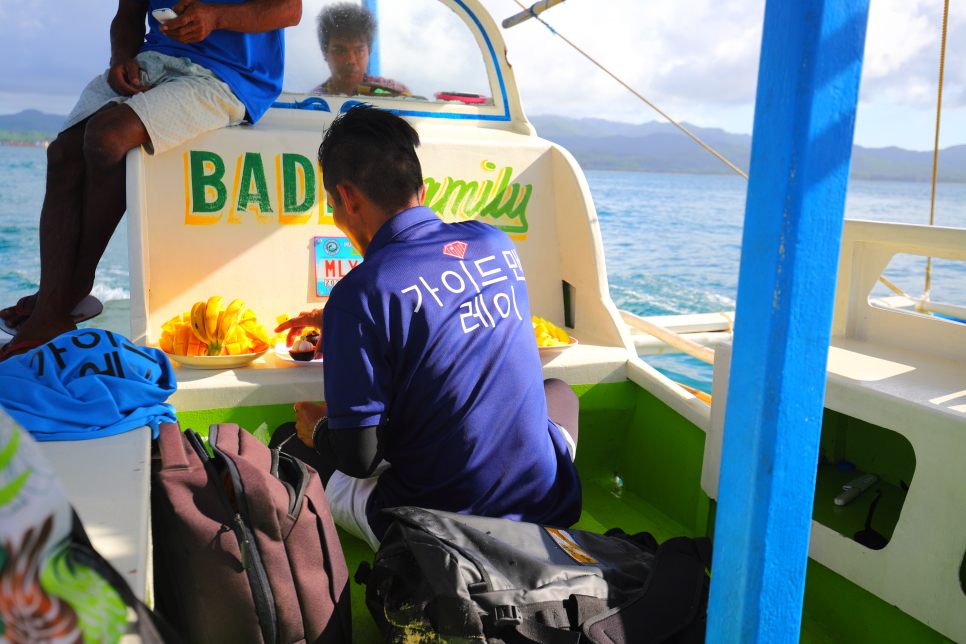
[2,146,964,392]
[589,170,966,391]
[0,146,131,305]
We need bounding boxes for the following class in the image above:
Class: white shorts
[325,422,577,552]
[62,51,246,155]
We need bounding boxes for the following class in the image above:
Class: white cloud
[477,0,965,145]
[478,0,766,124]
[0,0,962,148]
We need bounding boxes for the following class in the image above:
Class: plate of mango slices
[533,316,578,357]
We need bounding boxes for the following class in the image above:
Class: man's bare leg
[0,121,89,331]
[71,105,150,306]
[3,105,149,359]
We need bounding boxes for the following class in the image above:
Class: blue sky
[0,0,962,150]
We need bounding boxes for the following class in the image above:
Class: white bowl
[538,337,578,358]
[167,350,267,370]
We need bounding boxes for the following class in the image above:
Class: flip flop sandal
[0,295,104,336]
[0,339,45,361]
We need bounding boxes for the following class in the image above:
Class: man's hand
[161,0,220,44]
[294,401,328,449]
[107,56,146,96]
[275,309,324,358]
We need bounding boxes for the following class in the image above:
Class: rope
[878,276,909,299]
[507,0,748,180]
[925,0,949,300]
[529,5,557,35]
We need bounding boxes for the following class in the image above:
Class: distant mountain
[2,110,964,182]
[0,109,65,133]
[530,115,966,183]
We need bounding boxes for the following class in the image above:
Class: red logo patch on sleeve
[442,241,468,259]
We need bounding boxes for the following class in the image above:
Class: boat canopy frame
[268,0,531,130]
[707,0,873,642]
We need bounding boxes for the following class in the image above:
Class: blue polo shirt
[136,0,284,122]
[323,206,581,539]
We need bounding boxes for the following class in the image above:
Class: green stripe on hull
[176,401,323,437]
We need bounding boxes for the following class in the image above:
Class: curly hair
[317,2,376,52]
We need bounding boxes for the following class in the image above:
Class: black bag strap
[186,427,279,644]
[487,595,604,644]
[604,528,659,553]
[512,618,582,644]
[581,536,711,644]
[70,511,184,644]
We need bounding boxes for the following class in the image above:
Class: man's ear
[337,183,361,215]
[418,184,427,206]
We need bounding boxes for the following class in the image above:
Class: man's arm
[161,0,301,44]
[292,403,384,479]
[108,0,150,96]
[314,419,385,480]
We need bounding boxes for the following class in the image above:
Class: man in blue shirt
[271,106,581,550]
[0,0,299,360]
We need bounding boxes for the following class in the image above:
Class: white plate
[274,343,324,366]
[538,337,578,358]
[167,350,267,370]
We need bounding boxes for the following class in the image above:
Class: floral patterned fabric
[0,409,128,644]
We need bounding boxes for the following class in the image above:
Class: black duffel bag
[356,507,712,644]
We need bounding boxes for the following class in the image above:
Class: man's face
[324,35,370,88]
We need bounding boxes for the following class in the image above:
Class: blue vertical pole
[706,1,870,643]
[362,0,381,77]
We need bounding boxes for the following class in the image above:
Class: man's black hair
[319,105,423,215]
[317,2,376,51]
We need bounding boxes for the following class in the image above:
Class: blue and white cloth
[0,330,177,441]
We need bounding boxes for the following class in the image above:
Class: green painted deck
[176,381,952,643]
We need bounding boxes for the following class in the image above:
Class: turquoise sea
[2,145,965,392]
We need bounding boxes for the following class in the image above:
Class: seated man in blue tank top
[270,106,581,550]
[0,0,300,360]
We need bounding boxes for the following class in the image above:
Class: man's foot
[0,293,104,336]
[0,315,77,362]
[0,339,46,362]
[0,293,39,334]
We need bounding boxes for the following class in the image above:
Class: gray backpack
[356,507,712,644]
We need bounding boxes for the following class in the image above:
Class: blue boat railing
[270,97,332,112]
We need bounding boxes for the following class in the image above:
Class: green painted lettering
[282,153,316,213]
[190,150,227,213]
[424,177,442,205]
[482,183,531,234]
[236,152,273,221]
[422,163,532,237]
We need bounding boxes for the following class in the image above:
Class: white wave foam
[610,273,735,316]
[90,283,131,303]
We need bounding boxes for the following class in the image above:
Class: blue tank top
[138,0,284,122]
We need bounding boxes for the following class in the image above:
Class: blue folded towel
[0,329,177,441]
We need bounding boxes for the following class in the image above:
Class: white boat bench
[702,220,966,643]
[38,426,153,601]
